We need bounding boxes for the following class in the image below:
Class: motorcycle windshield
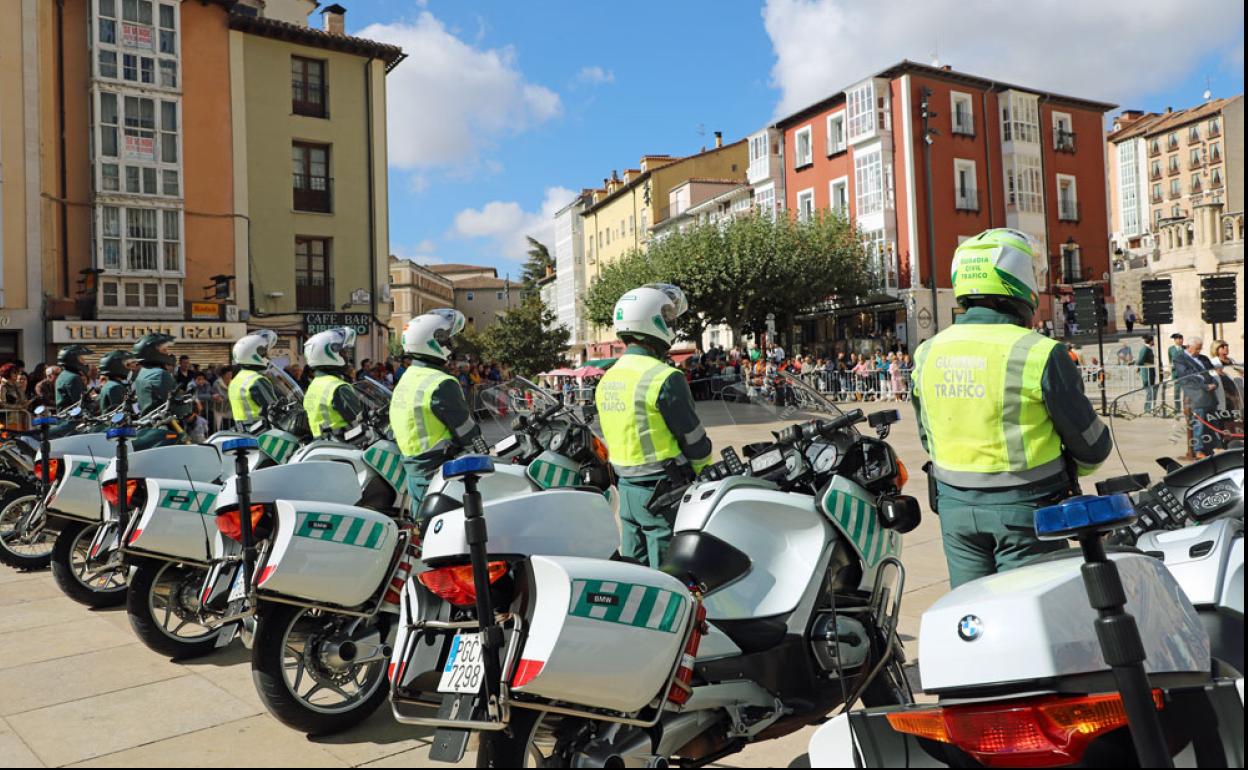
[475,377,592,446]
[265,365,303,400]
[690,369,852,439]
[353,376,393,412]
[1106,366,1244,480]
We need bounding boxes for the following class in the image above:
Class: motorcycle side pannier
[511,555,693,714]
[127,478,223,562]
[257,500,400,608]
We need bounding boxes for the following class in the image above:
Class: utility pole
[920,87,941,334]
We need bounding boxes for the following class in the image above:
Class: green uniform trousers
[938,500,1068,589]
[617,476,675,568]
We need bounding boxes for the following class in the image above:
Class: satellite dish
[1203,89,1212,101]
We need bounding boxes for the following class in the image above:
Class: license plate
[437,633,484,694]
[227,568,247,602]
[492,435,518,455]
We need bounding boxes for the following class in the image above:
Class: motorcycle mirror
[69,406,83,418]
[1095,473,1151,496]
[579,404,598,423]
[869,409,902,428]
[111,412,127,424]
[34,405,46,416]
[1155,457,1182,473]
[877,495,922,533]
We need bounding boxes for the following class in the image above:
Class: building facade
[1139,97,1243,233]
[1107,110,1165,255]
[420,263,522,332]
[230,2,402,364]
[387,255,454,340]
[552,191,592,361]
[777,61,1115,354]
[1153,203,1243,356]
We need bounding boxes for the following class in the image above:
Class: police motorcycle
[0,397,131,571]
[388,374,919,767]
[805,374,1245,769]
[202,365,310,472]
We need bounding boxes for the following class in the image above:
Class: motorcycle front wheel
[127,561,224,659]
[251,602,390,736]
[50,521,128,607]
[0,491,54,570]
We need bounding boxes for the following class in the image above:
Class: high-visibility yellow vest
[913,324,1065,488]
[229,369,264,423]
[595,354,682,477]
[304,374,350,437]
[391,365,455,457]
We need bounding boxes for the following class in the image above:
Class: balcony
[1208,123,1221,138]
[1168,163,1181,177]
[952,119,975,137]
[1151,192,1164,204]
[1211,177,1224,190]
[1150,168,1163,181]
[955,188,980,212]
[1190,156,1205,170]
[1167,137,1180,151]
[1168,187,1182,200]
[296,277,334,310]
[1148,143,1161,158]
[292,79,328,118]
[293,174,332,213]
[1192,180,1204,195]
[1058,200,1081,222]
[1210,150,1222,164]
[1054,129,1076,153]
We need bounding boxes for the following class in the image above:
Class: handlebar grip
[821,409,864,436]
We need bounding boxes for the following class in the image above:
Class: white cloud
[577,66,615,85]
[392,241,441,265]
[452,186,577,263]
[358,13,562,171]
[762,0,1245,117]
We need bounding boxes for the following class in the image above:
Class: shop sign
[121,23,153,49]
[305,313,371,336]
[51,321,248,344]
[124,134,156,162]
[190,302,221,320]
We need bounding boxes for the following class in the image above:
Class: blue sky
[339,0,1245,279]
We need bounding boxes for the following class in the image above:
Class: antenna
[183,463,214,562]
[1203,75,1213,101]
[930,37,941,68]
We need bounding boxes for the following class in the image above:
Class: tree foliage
[584,211,871,346]
[479,296,570,377]
[521,236,555,290]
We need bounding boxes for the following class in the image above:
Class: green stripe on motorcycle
[568,580,681,634]
[71,462,107,480]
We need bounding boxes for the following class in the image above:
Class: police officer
[390,309,482,509]
[131,333,180,416]
[911,229,1112,588]
[229,330,279,426]
[302,327,364,438]
[54,345,91,412]
[595,284,713,567]
[97,350,135,412]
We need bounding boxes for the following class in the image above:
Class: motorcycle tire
[251,602,390,736]
[0,490,54,570]
[476,709,556,768]
[127,561,224,659]
[0,467,34,496]
[50,521,128,608]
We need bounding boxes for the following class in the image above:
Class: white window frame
[826,112,846,155]
[753,185,776,219]
[1056,173,1079,220]
[1001,91,1040,144]
[954,158,977,211]
[828,176,849,218]
[846,81,877,143]
[796,188,815,222]
[950,91,974,136]
[1005,154,1043,213]
[92,0,180,92]
[93,88,181,200]
[853,146,884,217]
[794,125,813,168]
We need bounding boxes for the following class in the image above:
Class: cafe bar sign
[51,321,249,344]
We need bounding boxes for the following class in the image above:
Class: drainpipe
[1038,94,1055,292]
[364,56,379,356]
[920,87,939,334]
[56,0,70,298]
[981,85,996,224]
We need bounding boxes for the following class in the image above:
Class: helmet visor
[645,283,689,321]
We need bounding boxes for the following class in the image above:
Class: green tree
[479,296,570,377]
[521,236,555,290]
[584,211,870,348]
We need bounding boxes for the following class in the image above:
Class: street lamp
[920,87,941,333]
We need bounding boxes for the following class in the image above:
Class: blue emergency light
[106,426,138,439]
[442,455,495,479]
[32,417,59,427]
[1034,494,1136,540]
[222,437,260,453]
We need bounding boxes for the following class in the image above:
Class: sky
[340,0,1245,279]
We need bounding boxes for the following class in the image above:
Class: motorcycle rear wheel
[477,710,580,768]
[128,561,223,659]
[50,521,128,607]
[0,491,53,570]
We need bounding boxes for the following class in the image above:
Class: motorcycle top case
[919,551,1209,693]
[257,500,400,608]
[126,478,224,562]
[215,461,361,510]
[421,488,618,563]
[425,462,533,504]
[100,444,224,487]
[46,453,111,520]
[511,555,693,714]
[39,433,115,464]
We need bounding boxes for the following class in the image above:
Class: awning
[540,368,577,377]
[669,350,697,365]
[584,358,618,370]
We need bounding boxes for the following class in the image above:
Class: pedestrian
[911,229,1111,588]
[175,355,195,389]
[1123,305,1137,333]
[889,352,903,400]
[1173,334,1220,457]
[1136,335,1157,414]
[1168,333,1185,412]
[1211,340,1243,438]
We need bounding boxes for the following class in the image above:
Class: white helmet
[613,283,688,347]
[403,308,466,363]
[232,329,278,368]
[303,327,357,369]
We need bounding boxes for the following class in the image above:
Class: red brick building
[776,61,1115,352]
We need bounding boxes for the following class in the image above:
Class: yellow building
[229,1,403,363]
[581,139,747,357]
[387,256,455,341]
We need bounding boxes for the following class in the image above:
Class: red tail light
[667,598,706,705]
[215,504,267,542]
[128,527,144,544]
[885,690,1165,768]
[417,562,507,606]
[257,564,276,585]
[101,479,139,507]
[511,658,545,689]
[591,436,610,464]
[34,459,61,482]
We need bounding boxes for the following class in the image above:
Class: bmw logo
[433,519,444,534]
[958,615,983,642]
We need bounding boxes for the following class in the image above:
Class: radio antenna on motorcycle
[182,462,213,562]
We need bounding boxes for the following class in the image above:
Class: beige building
[230,1,403,363]
[581,138,748,357]
[1141,98,1243,233]
[387,255,454,339]
[1153,202,1244,357]
[420,263,522,332]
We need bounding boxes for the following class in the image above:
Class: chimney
[611,169,621,183]
[321,3,346,35]
[714,131,723,148]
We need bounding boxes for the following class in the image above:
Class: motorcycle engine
[810,612,869,674]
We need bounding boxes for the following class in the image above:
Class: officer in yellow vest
[912,228,1112,588]
[390,309,483,509]
[596,284,713,567]
[228,330,279,426]
[302,327,364,438]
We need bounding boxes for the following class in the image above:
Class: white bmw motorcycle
[808,375,1245,768]
[388,375,920,767]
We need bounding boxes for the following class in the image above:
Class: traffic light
[1140,279,1173,326]
[1201,274,1237,324]
[1073,283,1107,331]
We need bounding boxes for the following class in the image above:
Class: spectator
[33,365,59,411]
[1136,335,1157,414]
[26,363,47,400]
[1123,305,1137,333]
[1173,334,1220,457]
[1116,340,1133,365]
[1,363,28,427]
[1168,333,1185,412]
[1211,340,1243,437]
[175,355,194,388]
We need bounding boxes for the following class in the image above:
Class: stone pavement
[0,403,1187,768]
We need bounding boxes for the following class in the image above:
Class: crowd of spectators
[679,344,915,403]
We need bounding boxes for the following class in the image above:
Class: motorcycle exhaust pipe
[602,755,668,769]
